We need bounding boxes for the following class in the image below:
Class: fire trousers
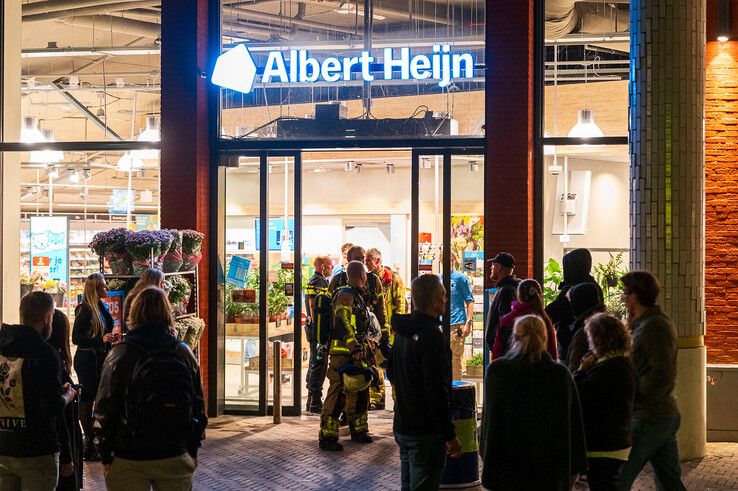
[319,354,370,440]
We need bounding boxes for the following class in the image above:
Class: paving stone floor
[82,414,738,490]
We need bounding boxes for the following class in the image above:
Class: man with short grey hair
[0,292,77,490]
[389,274,462,490]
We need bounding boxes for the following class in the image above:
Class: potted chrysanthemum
[90,228,133,274]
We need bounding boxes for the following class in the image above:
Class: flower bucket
[181,251,202,272]
[20,284,34,298]
[132,257,154,275]
[104,251,133,275]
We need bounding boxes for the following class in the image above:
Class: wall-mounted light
[344,160,355,172]
[719,0,731,42]
[469,160,479,172]
[386,163,395,174]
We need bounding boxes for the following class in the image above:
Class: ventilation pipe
[23,1,160,22]
[22,0,144,16]
[546,0,630,39]
[56,15,160,39]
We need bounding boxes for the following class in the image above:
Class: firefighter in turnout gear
[319,261,380,451]
[365,248,405,410]
[304,256,333,414]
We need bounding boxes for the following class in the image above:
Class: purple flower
[89,228,131,256]
[182,230,205,253]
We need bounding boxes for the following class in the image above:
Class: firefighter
[304,256,333,414]
[319,261,380,451]
[365,248,406,410]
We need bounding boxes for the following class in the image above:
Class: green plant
[268,266,292,318]
[593,252,629,319]
[543,258,564,304]
[225,283,247,319]
[167,275,191,305]
[466,352,485,367]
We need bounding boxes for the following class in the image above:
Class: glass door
[411,149,485,383]
[223,152,302,416]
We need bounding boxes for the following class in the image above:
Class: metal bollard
[273,341,282,424]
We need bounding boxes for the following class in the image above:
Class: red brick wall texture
[706,41,738,364]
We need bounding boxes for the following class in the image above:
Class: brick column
[485,0,535,279]
[160,0,217,412]
[705,1,738,364]
[630,0,706,459]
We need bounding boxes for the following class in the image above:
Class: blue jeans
[394,433,446,491]
[617,413,686,491]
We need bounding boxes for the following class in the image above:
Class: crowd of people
[0,270,206,490]
[0,244,687,491]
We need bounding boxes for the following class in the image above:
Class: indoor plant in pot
[166,275,192,317]
[162,229,183,272]
[41,279,67,308]
[90,228,133,274]
[125,230,162,274]
[20,269,42,298]
[152,229,174,270]
[465,352,484,378]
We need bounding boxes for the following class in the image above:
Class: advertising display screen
[30,216,68,284]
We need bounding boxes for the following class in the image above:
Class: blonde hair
[129,287,175,330]
[506,315,548,362]
[83,273,106,338]
[127,269,165,300]
[366,248,382,262]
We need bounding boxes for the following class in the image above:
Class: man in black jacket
[0,292,77,490]
[617,272,685,491]
[94,287,206,490]
[484,252,519,354]
[388,274,461,490]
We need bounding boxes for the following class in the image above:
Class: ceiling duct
[546,0,630,40]
[56,15,161,39]
[23,1,160,22]
[22,0,149,16]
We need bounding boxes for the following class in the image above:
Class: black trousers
[587,457,624,491]
[72,349,103,402]
[306,341,327,399]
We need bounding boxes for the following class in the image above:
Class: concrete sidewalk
[82,415,738,490]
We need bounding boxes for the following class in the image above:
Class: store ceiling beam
[24,83,161,92]
[51,81,124,141]
[23,1,160,22]
[545,33,630,45]
[222,5,360,35]
[24,71,160,79]
[230,36,485,52]
[21,46,160,58]
[294,0,455,26]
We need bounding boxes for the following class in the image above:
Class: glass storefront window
[218,0,485,139]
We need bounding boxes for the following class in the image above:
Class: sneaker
[319,439,344,451]
[350,432,373,444]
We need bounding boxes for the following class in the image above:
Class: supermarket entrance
[220,145,486,416]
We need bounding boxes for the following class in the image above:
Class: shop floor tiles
[82,417,738,490]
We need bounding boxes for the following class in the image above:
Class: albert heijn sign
[211,44,476,94]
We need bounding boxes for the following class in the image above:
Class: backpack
[123,340,197,441]
[313,293,334,345]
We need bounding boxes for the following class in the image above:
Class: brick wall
[706,41,738,364]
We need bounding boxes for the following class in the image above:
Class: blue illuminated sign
[212,44,475,94]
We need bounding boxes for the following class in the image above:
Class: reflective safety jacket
[377,266,406,326]
[328,271,388,338]
[305,272,329,320]
[329,285,368,355]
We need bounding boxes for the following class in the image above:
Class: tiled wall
[706,41,738,363]
[629,0,706,339]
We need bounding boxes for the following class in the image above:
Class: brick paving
[81,414,738,490]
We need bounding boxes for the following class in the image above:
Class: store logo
[211,44,475,94]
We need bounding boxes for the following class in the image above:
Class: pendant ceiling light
[21,117,45,143]
[130,115,160,161]
[568,109,604,139]
[30,129,64,164]
[117,152,144,171]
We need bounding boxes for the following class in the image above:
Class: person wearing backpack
[94,287,207,490]
[305,256,333,414]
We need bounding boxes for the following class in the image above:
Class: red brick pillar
[705,0,738,364]
[485,0,535,279]
[160,0,214,408]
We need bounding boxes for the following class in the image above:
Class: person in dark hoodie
[388,274,462,490]
[484,252,520,353]
[563,282,606,371]
[94,287,206,490]
[0,292,77,490]
[546,248,603,356]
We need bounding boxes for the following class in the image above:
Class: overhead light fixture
[81,168,91,181]
[20,117,45,143]
[115,77,125,88]
[719,0,731,42]
[355,163,362,174]
[386,163,395,174]
[140,189,153,203]
[30,129,64,164]
[334,2,386,20]
[96,108,105,117]
[312,166,329,173]
[68,76,79,89]
[46,166,59,179]
[469,160,479,172]
[68,169,80,183]
[344,160,355,172]
[117,152,143,171]
[568,109,604,139]
[80,186,89,198]
[420,158,431,169]
[130,115,160,161]
[26,77,36,90]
